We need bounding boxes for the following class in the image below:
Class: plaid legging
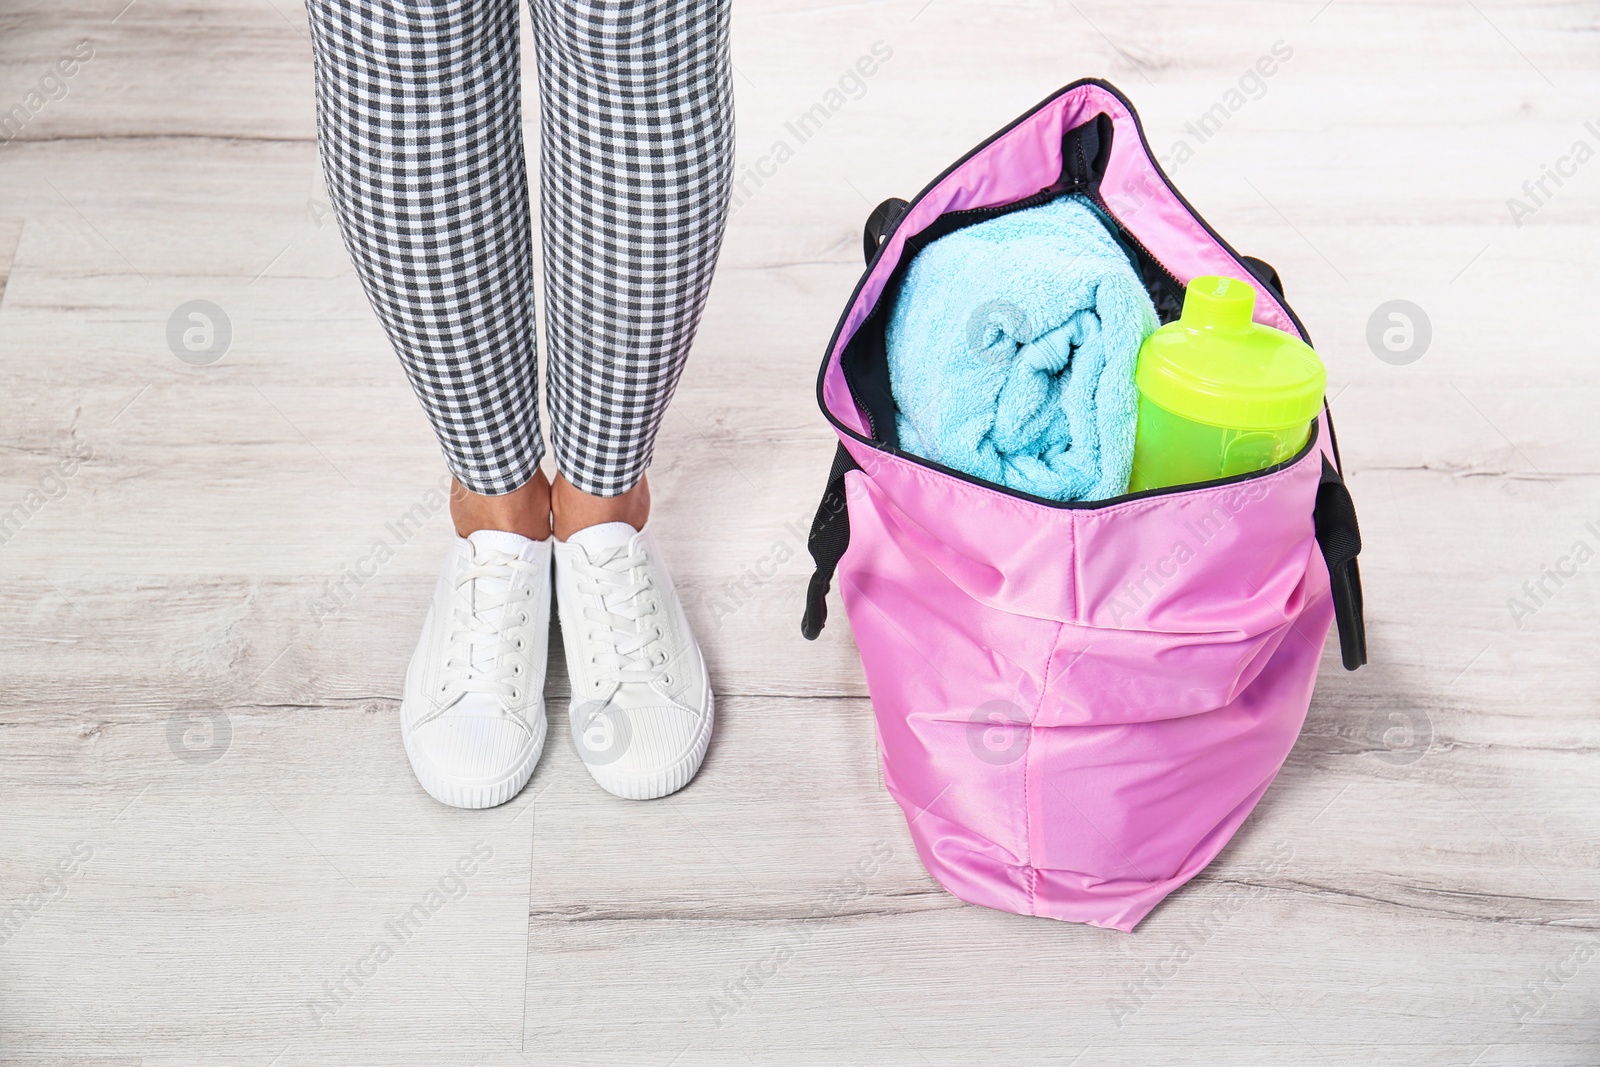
[306,0,733,496]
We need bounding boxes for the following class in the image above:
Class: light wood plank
[2,0,1599,1062]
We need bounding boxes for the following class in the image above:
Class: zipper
[918,186,1062,229]
[1081,190,1187,312]
[840,355,879,442]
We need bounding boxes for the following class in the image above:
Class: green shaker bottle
[1127,275,1325,493]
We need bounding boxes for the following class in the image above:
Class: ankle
[449,470,553,541]
[551,473,651,540]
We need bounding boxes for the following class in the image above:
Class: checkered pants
[306,0,733,496]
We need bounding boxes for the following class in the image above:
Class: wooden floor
[2,0,1598,1063]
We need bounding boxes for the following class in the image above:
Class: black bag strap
[801,442,861,640]
[863,198,910,264]
[1315,455,1367,670]
[802,199,902,641]
[1235,254,1367,669]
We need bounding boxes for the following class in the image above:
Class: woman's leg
[534,0,732,800]
[306,0,554,809]
[305,0,546,523]
[531,0,735,507]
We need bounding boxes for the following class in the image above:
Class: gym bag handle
[800,441,861,641]
[1316,456,1367,670]
[798,200,902,642]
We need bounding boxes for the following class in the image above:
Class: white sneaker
[552,522,713,800]
[401,530,552,809]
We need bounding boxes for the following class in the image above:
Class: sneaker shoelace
[570,541,669,704]
[439,548,542,705]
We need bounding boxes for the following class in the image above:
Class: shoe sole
[579,663,715,802]
[401,711,546,810]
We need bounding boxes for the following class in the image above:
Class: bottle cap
[1135,275,1325,430]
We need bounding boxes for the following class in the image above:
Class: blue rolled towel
[886,195,1159,502]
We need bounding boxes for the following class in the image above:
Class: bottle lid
[1135,275,1326,430]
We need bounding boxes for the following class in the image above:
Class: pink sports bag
[801,79,1366,932]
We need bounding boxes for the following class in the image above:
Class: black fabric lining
[842,186,1065,445]
[840,113,1188,451]
[1081,193,1186,322]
